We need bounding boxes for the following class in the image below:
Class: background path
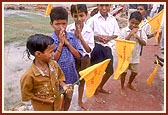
[69,37,165,112]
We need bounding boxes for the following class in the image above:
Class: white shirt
[87,11,120,48]
[118,26,147,63]
[140,18,151,36]
[151,4,160,12]
[66,22,95,57]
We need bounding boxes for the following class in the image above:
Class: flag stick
[53,78,81,100]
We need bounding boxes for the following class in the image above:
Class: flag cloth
[79,59,111,98]
[146,58,159,85]
[45,4,53,16]
[148,9,164,43]
[113,39,136,80]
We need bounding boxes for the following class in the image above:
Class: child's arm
[134,33,146,46]
[59,81,73,94]
[54,43,63,61]
[147,30,157,39]
[31,96,54,104]
[100,35,118,44]
[64,39,81,59]
[75,23,91,53]
[54,29,65,61]
[125,28,138,40]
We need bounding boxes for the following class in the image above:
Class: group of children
[20,4,161,111]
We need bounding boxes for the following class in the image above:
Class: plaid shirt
[51,32,83,84]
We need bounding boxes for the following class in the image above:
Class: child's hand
[63,84,73,94]
[59,27,66,45]
[151,30,157,37]
[96,35,106,43]
[130,28,138,36]
[75,23,82,39]
[101,35,111,44]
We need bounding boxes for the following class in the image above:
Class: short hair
[137,4,148,11]
[50,7,68,23]
[26,34,54,59]
[70,4,88,16]
[129,11,142,22]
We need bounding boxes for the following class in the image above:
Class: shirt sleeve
[86,17,94,30]
[141,29,148,44]
[113,18,120,36]
[70,34,84,59]
[118,28,127,39]
[20,73,34,101]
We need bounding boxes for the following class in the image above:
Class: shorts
[91,43,114,74]
[125,63,139,73]
[75,55,90,72]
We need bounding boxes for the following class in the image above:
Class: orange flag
[113,39,136,80]
[45,4,53,16]
[148,9,164,43]
[146,58,159,85]
[79,59,111,97]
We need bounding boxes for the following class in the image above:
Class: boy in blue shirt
[50,6,84,111]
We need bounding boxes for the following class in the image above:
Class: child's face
[50,19,67,35]
[97,4,111,16]
[71,11,87,26]
[137,6,146,18]
[129,18,141,30]
[38,44,55,62]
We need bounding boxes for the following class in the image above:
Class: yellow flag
[148,9,164,43]
[113,39,136,80]
[45,4,53,16]
[79,59,111,97]
[146,58,159,85]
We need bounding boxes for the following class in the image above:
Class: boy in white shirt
[87,4,120,96]
[118,11,147,96]
[66,4,95,110]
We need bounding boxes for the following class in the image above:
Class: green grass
[4,10,74,45]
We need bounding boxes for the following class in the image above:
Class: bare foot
[94,95,106,104]
[98,88,112,94]
[78,102,89,111]
[120,88,127,96]
[127,84,139,92]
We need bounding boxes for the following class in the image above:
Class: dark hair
[70,4,88,16]
[129,11,142,22]
[26,34,54,59]
[137,4,148,10]
[50,7,68,23]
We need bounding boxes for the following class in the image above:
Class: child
[118,11,147,96]
[20,34,73,111]
[137,4,157,39]
[49,7,84,111]
[66,4,95,110]
[87,4,120,96]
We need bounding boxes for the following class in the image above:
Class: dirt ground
[3,4,165,112]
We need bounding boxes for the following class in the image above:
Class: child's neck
[34,60,48,71]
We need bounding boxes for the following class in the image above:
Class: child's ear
[50,21,53,26]
[34,51,41,57]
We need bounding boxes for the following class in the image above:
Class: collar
[68,23,92,33]
[97,11,113,19]
[32,61,54,77]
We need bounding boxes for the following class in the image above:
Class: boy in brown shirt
[20,34,73,111]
